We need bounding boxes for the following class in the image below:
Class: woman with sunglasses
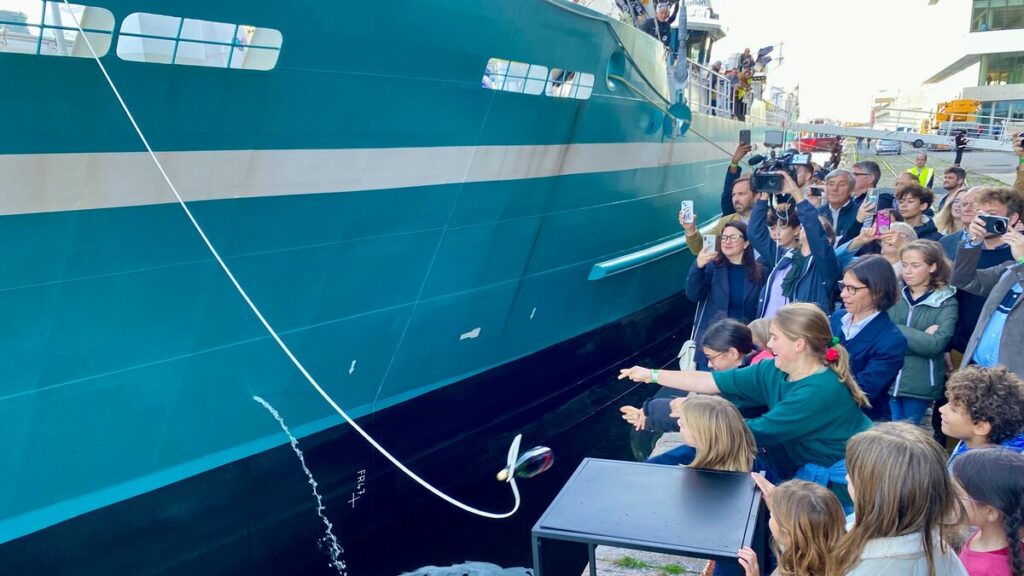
[831,254,908,421]
[686,221,766,370]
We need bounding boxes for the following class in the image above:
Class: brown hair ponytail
[773,303,871,408]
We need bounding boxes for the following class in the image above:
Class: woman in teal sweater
[620,303,872,501]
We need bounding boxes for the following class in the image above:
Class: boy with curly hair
[939,366,1024,469]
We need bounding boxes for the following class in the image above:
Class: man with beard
[683,143,757,255]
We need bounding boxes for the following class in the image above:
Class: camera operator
[820,169,860,247]
[948,187,1023,372]
[748,171,841,318]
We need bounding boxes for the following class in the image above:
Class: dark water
[329,333,684,576]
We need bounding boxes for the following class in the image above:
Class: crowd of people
[617,133,1024,576]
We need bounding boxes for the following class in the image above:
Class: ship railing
[685,59,733,118]
[764,102,790,129]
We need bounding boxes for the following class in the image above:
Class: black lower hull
[2,294,693,575]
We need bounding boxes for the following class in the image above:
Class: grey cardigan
[950,243,1024,374]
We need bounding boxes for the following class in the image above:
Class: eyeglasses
[838,281,868,295]
[720,234,746,243]
[706,350,726,364]
[852,172,871,177]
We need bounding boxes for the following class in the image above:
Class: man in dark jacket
[819,169,861,246]
[952,227,1024,377]
[897,184,943,241]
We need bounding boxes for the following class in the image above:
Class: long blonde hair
[676,395,756,473]
[773,303,870,408]
[772,480,846,576]
[830,423,964,576]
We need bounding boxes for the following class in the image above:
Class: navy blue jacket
[913,218,943,242]
[750,199,842,317]
[819,197,862,247]
[829,310,908,421]
[940,230,965,261]
[685,258,766,368]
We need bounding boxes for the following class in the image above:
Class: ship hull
[0,0,754,555]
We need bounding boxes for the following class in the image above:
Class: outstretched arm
[618,366,720,394]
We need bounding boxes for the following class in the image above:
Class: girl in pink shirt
[952,448,1024,576]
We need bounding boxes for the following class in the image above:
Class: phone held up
[980,213,1010,236]
[680,200,694,224]
[808,185,824,198]
[703,234,717,253]
[739,129,751,146]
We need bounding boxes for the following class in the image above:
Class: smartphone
[808,186,824,198]
[874,211,892,237]
[864,188,878,206]
[680,200,694,224]
[877,192,895,212]
[703,234,717,253]
[739,129,751,146]
[764,129,784,148]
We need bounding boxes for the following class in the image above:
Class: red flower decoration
[825,347,840,363]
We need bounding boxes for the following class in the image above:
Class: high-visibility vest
[907,167,934,188]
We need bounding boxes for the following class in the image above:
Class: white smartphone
[680,200,694,224]
[702,234,717,253]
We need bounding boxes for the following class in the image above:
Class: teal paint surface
[0,0,757,543]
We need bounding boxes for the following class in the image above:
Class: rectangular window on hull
[117,12,282,71]
[0,0,113,57]
[482,58,594,100]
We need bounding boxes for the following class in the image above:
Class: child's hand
[737,547,759,576]
[751,472,777,510]
[619,405,646,431]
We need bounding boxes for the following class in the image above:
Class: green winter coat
[887,285,959,401]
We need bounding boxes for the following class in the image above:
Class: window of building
[117,13,282,70]
[971,0,1024,31]
[982,52,1024,85]
[0,0,113,57]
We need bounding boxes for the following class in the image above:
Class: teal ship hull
[0,0,762,564]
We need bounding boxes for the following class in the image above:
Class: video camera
[747,129,810,198]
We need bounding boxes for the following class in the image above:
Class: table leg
[588,544,597,576]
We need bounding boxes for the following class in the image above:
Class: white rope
[61,0,521,519]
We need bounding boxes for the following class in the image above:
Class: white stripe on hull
[2,141,730,216]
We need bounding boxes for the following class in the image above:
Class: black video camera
[749,150,809,195]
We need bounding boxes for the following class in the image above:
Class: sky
[708,0,981,122]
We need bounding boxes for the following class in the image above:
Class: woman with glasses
[831,255,908,421]
[938,187,979,260]
[686,221,765,370]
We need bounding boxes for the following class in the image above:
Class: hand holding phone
[681,200,694,224]
[703,234,717,253]
[874,211,892,237]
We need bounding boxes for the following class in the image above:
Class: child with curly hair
[939,366,1024,470]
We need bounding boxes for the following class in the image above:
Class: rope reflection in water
[253,396,347,575]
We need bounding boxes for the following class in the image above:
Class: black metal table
[532,458,768,576]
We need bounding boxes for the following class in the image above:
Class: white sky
[709,0,983,122]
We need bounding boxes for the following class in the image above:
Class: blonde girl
[671,394,756,473]
[748,317,774,364]
[739,478,847,576]
[833,422,966,576]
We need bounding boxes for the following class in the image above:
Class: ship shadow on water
[1,296,692,576]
